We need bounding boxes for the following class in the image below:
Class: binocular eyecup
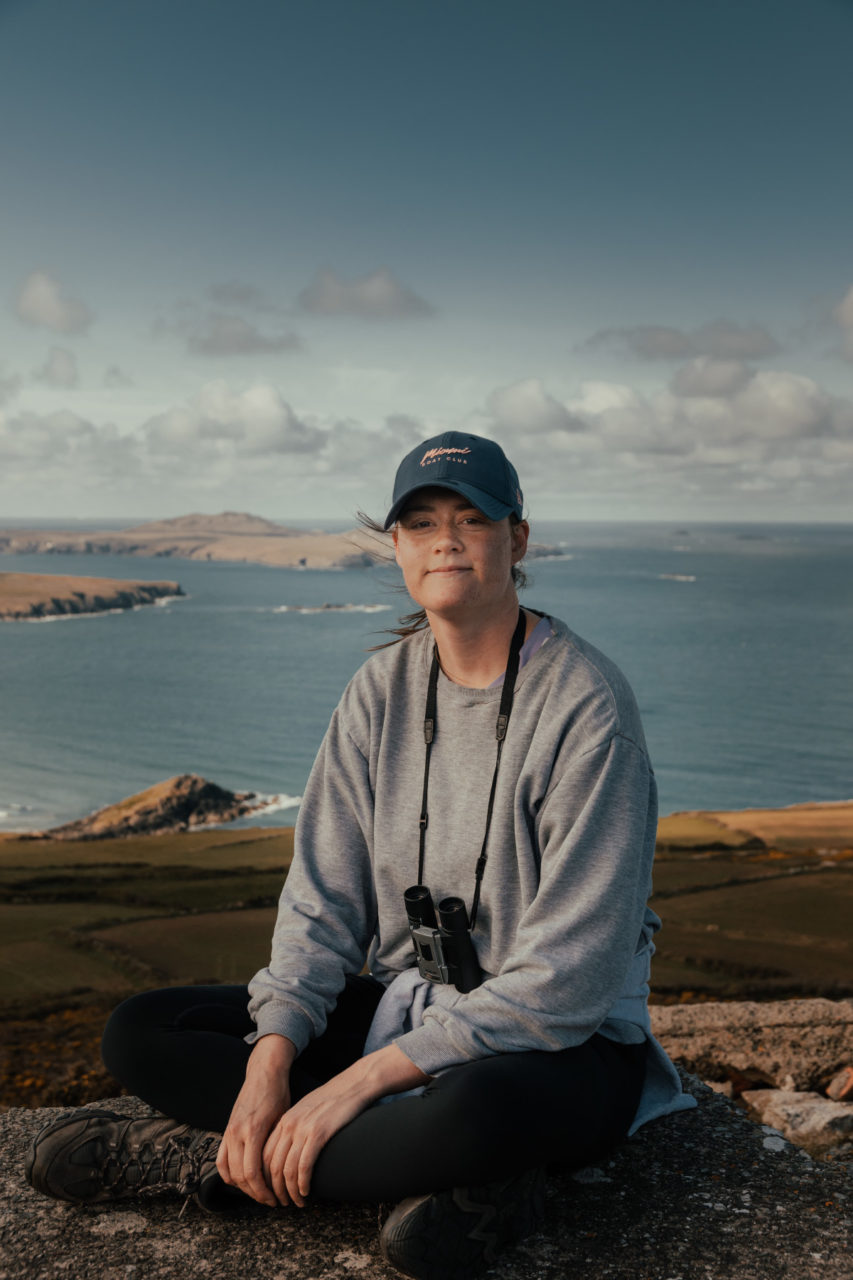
[404,884,482,993]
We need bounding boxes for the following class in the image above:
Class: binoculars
[404,884,482,993]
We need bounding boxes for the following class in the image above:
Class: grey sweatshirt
[248,614,690,1128]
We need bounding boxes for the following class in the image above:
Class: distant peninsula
[34,773,267,839]
[0,511,562,571]
[0,572,183,621]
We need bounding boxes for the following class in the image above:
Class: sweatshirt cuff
[394,1021,469,1077]
[246,1003,315,1054]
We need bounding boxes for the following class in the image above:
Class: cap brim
[384,480,514,529]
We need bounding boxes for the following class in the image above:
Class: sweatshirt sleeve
[394,732,657,1075]
[246,701,378,1051]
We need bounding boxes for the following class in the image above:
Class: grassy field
[1,816,851,1108]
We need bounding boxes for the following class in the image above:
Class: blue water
[2,522,851,831]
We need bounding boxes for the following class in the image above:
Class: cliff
[36,774,267,840]
[0,573,183,621]
[3,1073,851,1278]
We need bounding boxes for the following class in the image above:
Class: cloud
[690,320,781,361]
[670,357,753,398]
[33,345,78,389]
[487,378,587,434]
[0,408,137,478]
[187,312,301,356]
[832,284,853,360]
[478,364,853,512]
[141,381,324,459]
[104,365,134,388]
[15,270,93,333]
[208,280,273,310]
[583,318,780,362]
[584,325,692,360]
[153,302,300,356]
[298,267,433,319]
[0,368,21,406]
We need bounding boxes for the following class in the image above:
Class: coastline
[0,571,184,621]
[0,512,562,572]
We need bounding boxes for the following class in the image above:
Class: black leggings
[102,978,647,1204]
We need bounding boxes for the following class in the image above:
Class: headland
[0,511,562,571]
[0,572,183,620]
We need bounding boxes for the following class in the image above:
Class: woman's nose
[432,519,462,550]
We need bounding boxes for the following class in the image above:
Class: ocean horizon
[3,519,851,833]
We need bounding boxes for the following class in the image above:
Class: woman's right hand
[216,1032,298,1207]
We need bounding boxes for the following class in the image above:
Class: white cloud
[15,270,93,333]
[298,266,433,319]
[478,363,853,512]
[670,357,753,398]
[487,378,587,435]
[141,381,325,459]
[0,408,136,477]
[33,345,78,389]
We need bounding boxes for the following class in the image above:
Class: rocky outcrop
[651,998,853,1162]
[650,998,853,1092]
[0,573,183,621]
[38,774,268,840]
[741,1090,853,1160]
[2,1074,851,1279]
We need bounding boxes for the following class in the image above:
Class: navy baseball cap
[384,432,524,529]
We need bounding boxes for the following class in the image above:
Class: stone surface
[828,1067,853,1102]
[650,997,853,1091]
[741,1090,853,1160]
[1,1075,851,1280]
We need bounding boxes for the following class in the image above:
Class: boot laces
[103,1127,219,1197]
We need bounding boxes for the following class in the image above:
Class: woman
[27,432,692,1280]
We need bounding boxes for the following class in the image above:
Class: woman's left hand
[262,1043,430,1207]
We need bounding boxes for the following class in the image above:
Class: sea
[2,521,851,834]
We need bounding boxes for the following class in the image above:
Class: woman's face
[392,487,529,622]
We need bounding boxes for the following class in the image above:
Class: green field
[650,856,853,999]
[2,824,850,1014]
[0,827,293,1015]
[1,823,851,1109]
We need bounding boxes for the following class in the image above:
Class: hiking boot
[25,1108,224,1210]
[379,1165,546,1280]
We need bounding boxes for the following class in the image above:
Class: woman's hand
[262,1044,430,1208]
[216,1033,297,1207]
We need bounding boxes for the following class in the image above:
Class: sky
[2,0,853,525]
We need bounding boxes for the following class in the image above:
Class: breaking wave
[252,793,303,815]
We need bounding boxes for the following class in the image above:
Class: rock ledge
[1,1074,850,1279]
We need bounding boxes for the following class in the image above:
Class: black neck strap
[417,607,527,932]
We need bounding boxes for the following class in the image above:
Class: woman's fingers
[217,1127,278,1207]
[263,1124,292,1207]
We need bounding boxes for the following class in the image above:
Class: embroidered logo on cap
[419,446,471,467]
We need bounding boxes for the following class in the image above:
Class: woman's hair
[356,510,529,648]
